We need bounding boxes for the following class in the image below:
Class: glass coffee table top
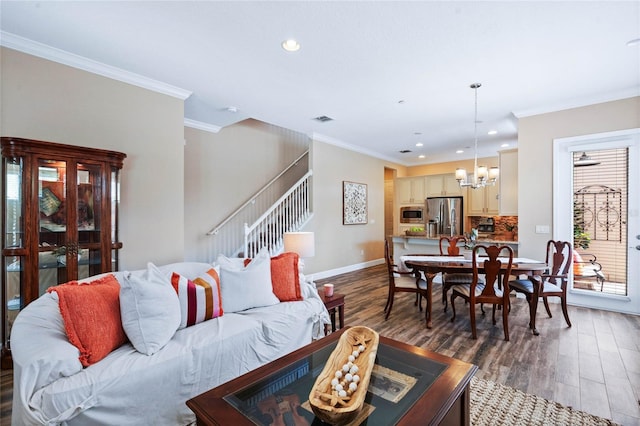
[223,341,448,425]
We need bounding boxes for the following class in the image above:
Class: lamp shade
[283,232,315,257]
[477,165,488,181]
[455,168,467,182]
[489,167,499,181]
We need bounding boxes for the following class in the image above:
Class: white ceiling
[1,1,639,165]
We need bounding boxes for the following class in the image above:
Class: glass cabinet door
[77,162,103,280]
[37,160,107,287]
[37,159,69,294]
[3,157,24,354]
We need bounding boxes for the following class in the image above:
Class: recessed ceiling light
[418,155,425,159]
[416,143,423,147]
[281,39,300,52]
[226,106,238,113]
[488,130,498,135]
[627,38,640,47]
[414,132,422,136]
[398,100,405,104]
[456,149,464,154]
[501,143,509,148]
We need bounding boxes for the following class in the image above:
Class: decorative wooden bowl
[308,326,380,425]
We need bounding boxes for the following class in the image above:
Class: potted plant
[573,201,591,249]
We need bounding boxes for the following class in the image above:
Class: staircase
[243,171,312,257]
[207,151,313,258]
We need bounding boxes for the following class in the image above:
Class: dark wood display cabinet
[1,137,126,369]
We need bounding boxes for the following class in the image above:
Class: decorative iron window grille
[573,184,623,242]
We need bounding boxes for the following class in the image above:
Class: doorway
[384,167,397,257]
[553,128,640,314]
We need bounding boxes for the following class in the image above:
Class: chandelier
[455,83,499,189]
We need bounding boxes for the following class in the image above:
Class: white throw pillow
[119,262,181,355]
[217,248,280,312]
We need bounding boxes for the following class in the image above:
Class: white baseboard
[312,258,385,281]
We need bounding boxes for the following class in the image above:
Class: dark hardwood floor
[315,264,640,426]
[1,264,639,425]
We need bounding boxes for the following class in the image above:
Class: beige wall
[518,97,640,259]
[184,123,404,275]
[0,47,186,270]
[183,121,309,262]
[308,141,404,276]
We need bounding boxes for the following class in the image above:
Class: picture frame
[343,181,368,225]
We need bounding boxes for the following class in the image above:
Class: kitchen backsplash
[469,216,518,240]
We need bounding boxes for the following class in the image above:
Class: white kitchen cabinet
[395,176,426,204]
[425,173,463,197]
[499,149,518,215]
[467,178,499,215]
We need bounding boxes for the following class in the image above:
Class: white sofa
[11,260,330,425]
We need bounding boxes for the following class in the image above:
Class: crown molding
[513,88,639,118]
[184,118,222,133]
[1,31,192,100]
[311,132,409,166]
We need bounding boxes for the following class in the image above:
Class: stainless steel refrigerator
[425,196,464,237]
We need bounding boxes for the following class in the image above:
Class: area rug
[470,377,619,426]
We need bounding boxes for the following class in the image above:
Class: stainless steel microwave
[400,206,424,223]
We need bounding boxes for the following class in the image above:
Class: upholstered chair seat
[450,244,514,341]
[509,240,573,328]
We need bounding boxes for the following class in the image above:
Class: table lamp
[284,232,315,281]
[283,232,315,258]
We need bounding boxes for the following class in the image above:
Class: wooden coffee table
[187,327,477,426]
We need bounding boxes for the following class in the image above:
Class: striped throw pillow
[171,268,223,329]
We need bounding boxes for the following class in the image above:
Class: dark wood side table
[319,292,345,334]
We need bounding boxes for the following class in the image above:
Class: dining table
[400,255,549,335]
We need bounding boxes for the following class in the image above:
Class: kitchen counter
[391,234,519,257]
[394,234,519,244]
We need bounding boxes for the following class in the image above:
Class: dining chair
[384,239,428,320]
[450,244,514,341]
[510,240,573,327]
[439,236,483,312]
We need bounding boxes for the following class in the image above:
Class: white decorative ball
[353,374,360,383]
[335,383,343,392]
[331,378,339,388]
[349,382,358,392]
[335,371,342,379]
[342,364,350,373]
[338,390,347,398]
[345,373,353,382]
[348,355,355,362]
[350,365,359,375]
[359,345,365,352]
[352,350,360,358]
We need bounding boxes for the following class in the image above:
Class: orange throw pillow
[244,252,303,302]
[48,274,127,367]
[270,252,303,302]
